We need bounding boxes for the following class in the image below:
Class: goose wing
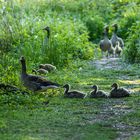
[27,74,60,87]
[97,91,108,98]
[68,91,85,98]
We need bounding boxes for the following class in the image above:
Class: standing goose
[110,83,130,98]
[90,85,108,98]
[20,56,60,92]
[63,84,87,98]
[100,26,113,57]
[111,24,124,48]
[42,26,50,38]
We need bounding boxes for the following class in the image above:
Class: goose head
[43,26,50,38]
[20,56,25,63]
[104,25,109,33]
[112,24,118,32]
[91,85,98,93]
[111,83,118,90]
[39,64,44,69]
[63,84,70,89]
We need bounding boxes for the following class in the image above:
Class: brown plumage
[20,56,60,92]
[111,24,124,48]
[90,85,108,98]
[110,83,130,98]
[63,84,87,98]
[39,64,56,72]
[99,26,112,57]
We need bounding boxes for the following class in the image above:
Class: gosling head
[39,64,44,69]
[43,26,50,38]
[63,84,70,89]
[91,85,98,89]
[116,41,120,46]
[111,83,118,89]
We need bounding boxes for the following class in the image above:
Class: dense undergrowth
[0,0,140,86]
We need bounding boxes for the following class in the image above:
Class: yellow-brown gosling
[114,41,122,57]
[110,83,130,98]
[90,85,108,98]
[63,84,87,98]
[32,68,48,75]
[39,64,56,72]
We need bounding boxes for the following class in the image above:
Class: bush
[85,16,104,43]
[123,21,140,63]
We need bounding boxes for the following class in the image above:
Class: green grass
[0,60,140,140]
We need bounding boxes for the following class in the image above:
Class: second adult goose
[90,85,108,98]
[111,24,124,48]
[110,83,130,98]
[63,84,87,98]
[20,56,60,92]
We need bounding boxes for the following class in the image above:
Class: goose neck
[114,85,118,90]
[94,86,98,93]
[64,85,69,94]
[114,27,118,33]
[21,61,27,75]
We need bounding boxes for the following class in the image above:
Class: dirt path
[90,58,140,140]
[90,58,129,70]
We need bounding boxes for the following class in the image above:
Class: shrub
[123,21,140,63]
[85,16,104,43]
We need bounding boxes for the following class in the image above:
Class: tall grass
[0,0,140,85]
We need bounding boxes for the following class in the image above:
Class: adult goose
[90,85,108,98]
[63,84,87,98]
[111,24,124,48]
[20,56,60,92]
[110,83,130,98]
[100,26,113,57]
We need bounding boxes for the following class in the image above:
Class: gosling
[110,83,130,98]
[39,64,56,72]
[90,85,108,98]
[63,84,87,98]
